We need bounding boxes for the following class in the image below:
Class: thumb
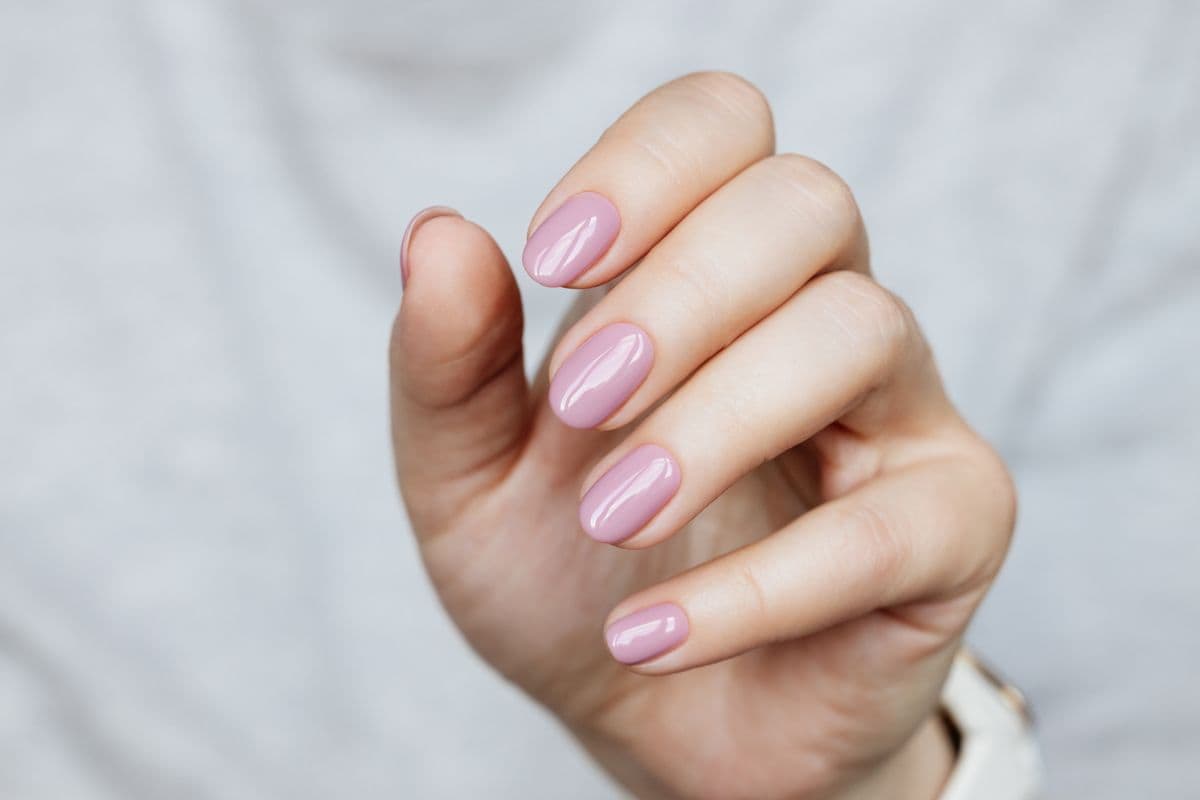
[390,207,528,535]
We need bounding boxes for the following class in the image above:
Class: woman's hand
[390,72,1014,800]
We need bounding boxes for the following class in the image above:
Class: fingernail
[522,192,620,287]
[606,603,689,665]
[400,205,461,287]
[549,322,653,428]
[579,444,680,544]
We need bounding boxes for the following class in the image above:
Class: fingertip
[400,206,461,286]
[402,214,517,316]
[394,213,524,409]
[403,213,488,291]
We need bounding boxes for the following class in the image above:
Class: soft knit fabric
[2,2,1198,797]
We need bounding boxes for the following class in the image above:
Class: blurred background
[2,1,1198,797]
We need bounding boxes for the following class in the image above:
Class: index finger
[522,71,775,288]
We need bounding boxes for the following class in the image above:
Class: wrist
[571,709,955,800]
[835,713,955,800]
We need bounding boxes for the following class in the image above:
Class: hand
[390,72,1014,800]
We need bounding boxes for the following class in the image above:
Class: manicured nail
[606,603,689,665]
[579,444,680,544]
[549,322,653,428]
[522,192,620,287]
[400,205,461,286]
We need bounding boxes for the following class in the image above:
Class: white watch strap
[939,652,1043,800]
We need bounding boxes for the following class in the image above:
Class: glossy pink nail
[606,603,689,665]
[400,206,461,286]
[579,444,680,544]
[522,192,620,286]
[549,323,653,428]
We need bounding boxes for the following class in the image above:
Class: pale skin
[390,72,1016,799]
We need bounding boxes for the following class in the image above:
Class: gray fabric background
[1,1,1198,797]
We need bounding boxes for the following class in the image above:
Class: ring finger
[575,270,959,549]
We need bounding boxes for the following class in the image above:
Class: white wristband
[939,651,1043,800]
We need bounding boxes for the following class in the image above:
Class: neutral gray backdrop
[2,1,1198,797]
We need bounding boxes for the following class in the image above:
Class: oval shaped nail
[579,444,680,544]
[549,322,653,429]
[606,603,689,665]
[522,192,620,287]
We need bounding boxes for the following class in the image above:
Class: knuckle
[983,447,1019,534]
[675,70,774,133]
[812,271,914,364]
[604,72,774,191]
[927,434,1018,592]
[766,153,861,234]
[734,560,773,626]
[965,439,1019,577]
[617,128,697,190]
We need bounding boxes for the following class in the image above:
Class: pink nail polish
[400,206,461,286]
[606,603,689,665]
[522,192,620,287]
[579,444,680,544]
[549,323,653,428]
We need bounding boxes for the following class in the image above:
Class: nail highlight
[522,192,620,286]
[606,603,689,665]
[549,323,653,428]
[579,444,680,544]
[400,206,461,286]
